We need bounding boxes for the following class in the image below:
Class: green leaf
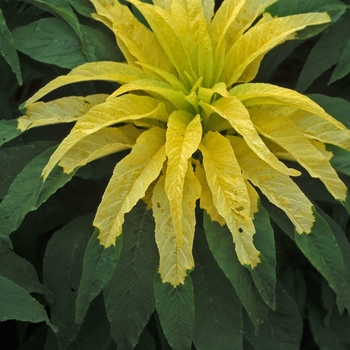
[0,8,22,85]
[0,119,22,148]
[0,147,76,237]
[66,0,96,17]
[0,248,51,296]
[75,229,122,325]
[12,18,87,69]
[43,214,94,349]
[331,38,350,83]
[0,276,55,331]
[203,211,270,329]
[265,201,348,312]
[244,283,303,350]
[103,201,158,349]
[192,227,243,350]
[296,12,350,92]
[154,273,194,350]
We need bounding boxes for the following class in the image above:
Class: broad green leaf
[250,106,347,201]
[0,276,55,330]
[296,11,350,91]
[0,119,22,147]
[103,202,158,349]
[94,127,166,248]
[41,95,167,180]
[23,62,154,106]
[154,273,195,350]
[0,147,76,237]
[192,227,243,350]
[229,136,315,234]
[66,0,96,17]
[328,145,350,176]
[203,212,269,329]
[223,12,330,86]
[230,83,347,130]
[18,94,108,131]
[0,8,22,85]
[165,112,202,248]
[244,282,303,350]
[331,38,350,83]
[152,167,200,286]
[75,229,122,325]
[199,131,261,268]
[90,0,174,73]
[43,214,94,349]
[0,249,51,296]
[204,97,298,176]
[12,18,87,69]
[58,124,141,174]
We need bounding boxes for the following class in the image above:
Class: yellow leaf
[195,163,225,225]
[199,131,261,267]
[223,12,330,85]
[152,166,200,286]
[24,62,153,106]
[250,107,348,201]
[42,95,168,180]
[90,0,175,73]
[230,83,346,130]
[202,96,299,176]
[58,125,142,174]
[94,127,167,247]
[165,112,202,243]
[18,95,108,131]
[228,135,315,233]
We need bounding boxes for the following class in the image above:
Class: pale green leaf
[103,202,158,349]
[94,127,166,248]
[199,131,261,268]
[152,167,200,286]
[154,273,194,350]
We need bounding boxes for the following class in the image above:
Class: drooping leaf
[0,276,55,331]
[43,214,94,349]
[154,273,195,350]
[203,212,270,329]
[0,8,22,85]
[75,228,122,325]
[192,227,243,350]
[12,18,87,69]
[103,201,158,349]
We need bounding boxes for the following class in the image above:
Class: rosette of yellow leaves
[17,0,350,287]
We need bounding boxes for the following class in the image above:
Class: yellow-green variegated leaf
[42,95,168,180]
[195,163,225,225]
[152,166,200,286]
[228,135,315,234]
[230,83,346,130]
[223,12,330,85]
[199,131,260,268]
[165,112,202,241]
[202,96,299,176]
[24,62,154,106]
[18,95,108,131]
[58,125,142,174]
[94,127,166,247]
[91,0,174,73]
[250,107,348,201]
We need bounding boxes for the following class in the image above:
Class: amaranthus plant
[1,0,350,349]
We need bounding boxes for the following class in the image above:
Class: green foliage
[1,0,350,349]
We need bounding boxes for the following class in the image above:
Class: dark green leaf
[0,8,22,85]
[12,18,87,69]
[0,119,22,148]
[0,248,51,296]
[103,202,158,349]
[0,276,55,330]
[331,38,350,83]
[43,214,94,349]
[75,229,122,325]
[244,283,303,350]
[66,0,96,17]
[203,211,270,329]
[192,227,243,350]
[154,273,194,350]
[0,146,76,237]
